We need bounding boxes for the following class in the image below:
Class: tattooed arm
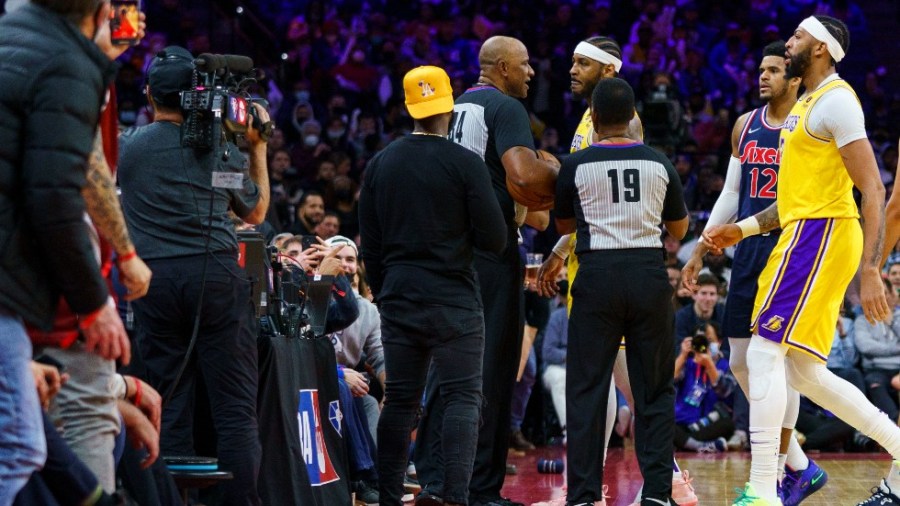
[754,202,781,234]
[81,131,152,300]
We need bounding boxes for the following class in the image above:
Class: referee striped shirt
[555,142,686,254]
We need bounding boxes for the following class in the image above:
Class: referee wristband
[735,216,761,238]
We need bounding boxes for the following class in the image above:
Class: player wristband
[736,216,761,238]
[117,250,137,263]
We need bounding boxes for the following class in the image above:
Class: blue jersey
[724,106,783,338]
[736,105,781,220]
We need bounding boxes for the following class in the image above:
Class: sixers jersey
[736,105,781,221]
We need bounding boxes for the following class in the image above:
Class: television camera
[180,53,274,150]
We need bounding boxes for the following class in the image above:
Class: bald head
[479,36,526,67]
[476,36,533,99]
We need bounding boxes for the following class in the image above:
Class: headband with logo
[573,41,623,72]
[798,16,845,63]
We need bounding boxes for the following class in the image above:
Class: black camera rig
[180,53,273,150]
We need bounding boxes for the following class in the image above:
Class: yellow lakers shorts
[752,218,862,362]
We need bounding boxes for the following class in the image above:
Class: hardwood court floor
[501,444,891,505]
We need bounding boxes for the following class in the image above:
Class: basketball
[506,150,559,211]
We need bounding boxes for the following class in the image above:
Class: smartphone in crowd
[301,235,318,251]
[110,0,141,46]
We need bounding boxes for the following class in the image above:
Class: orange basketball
[506,150,559,211]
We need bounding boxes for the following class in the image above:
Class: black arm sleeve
[23,55,109,314]
[661,157,688,221]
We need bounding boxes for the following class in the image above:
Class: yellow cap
[403,66,454,119]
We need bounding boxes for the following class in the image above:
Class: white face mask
[709,342,719,357]
[304,134,319,147]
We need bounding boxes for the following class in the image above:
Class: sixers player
[683,41,826,505]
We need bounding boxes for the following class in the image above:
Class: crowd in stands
[118,0,896,243]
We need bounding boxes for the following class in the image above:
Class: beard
[786,46,812,79]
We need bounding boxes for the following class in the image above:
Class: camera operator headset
[117,45,270,506]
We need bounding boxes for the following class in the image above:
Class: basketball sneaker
[732,483,781,505]
[672,469,699,506]
[857,479,900,505]
[629,470,698,506]
[780,459,827,506]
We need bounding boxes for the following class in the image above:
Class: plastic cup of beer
[525,253,543,289]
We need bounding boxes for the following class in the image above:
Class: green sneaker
[733,483,780,505]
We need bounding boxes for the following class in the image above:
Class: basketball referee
[555,78,688,506]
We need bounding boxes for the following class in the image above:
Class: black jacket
[0,4,118,328]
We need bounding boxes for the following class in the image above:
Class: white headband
[574,41,623,72]
[798,16,845,63]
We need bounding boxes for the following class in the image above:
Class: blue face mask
[709,342,719,357]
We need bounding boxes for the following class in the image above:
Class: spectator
[0,1,133,501]
[854,279,900,422]
[289,191,325,235]
[541,280,569,436]
[314,211,341,240]
[675,273,726,344]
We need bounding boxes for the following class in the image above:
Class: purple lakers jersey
[736,105,781,221]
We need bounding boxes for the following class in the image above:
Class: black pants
[378,302,485,505]
[566,251,675,504]
[134,254,260,506]
[415,252,524,503]
[673,417,735,449]
[864,368,900,421]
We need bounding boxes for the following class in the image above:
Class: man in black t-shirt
[554,78,688,506]
[118,46,270,506]
[412,36,560,506]
[359,65,505,506]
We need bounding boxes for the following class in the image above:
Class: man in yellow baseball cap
[403,65,455,120]
[360,64,506,506]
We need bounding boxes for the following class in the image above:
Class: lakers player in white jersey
[533,36,697,506]
[706,16,900,506]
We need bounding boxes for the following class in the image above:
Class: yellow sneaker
[733,483,781,505]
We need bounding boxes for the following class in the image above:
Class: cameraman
[118,46,269,506]
[673,322,736,453]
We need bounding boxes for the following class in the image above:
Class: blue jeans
[0,310,46,505]
[377,302,484,505]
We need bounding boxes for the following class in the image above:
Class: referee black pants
[415,249,524,503]
[566,250,675,505]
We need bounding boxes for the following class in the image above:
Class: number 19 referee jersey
[554,141,687,504]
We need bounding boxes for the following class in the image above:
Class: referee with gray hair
[553,78,688,506]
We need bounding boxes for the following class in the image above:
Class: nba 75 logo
[298,389,340,486]
[783,115,799,132]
